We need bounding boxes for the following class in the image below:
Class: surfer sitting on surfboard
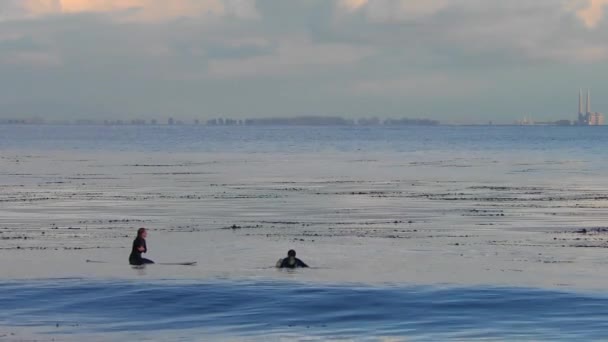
[129,228,154,266]
[277,249,308,269]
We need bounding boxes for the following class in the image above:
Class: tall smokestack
[579,88,583,115]
[587,89,591,114]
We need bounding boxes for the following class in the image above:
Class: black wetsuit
[279,257,308,269]
[129,237,154,265]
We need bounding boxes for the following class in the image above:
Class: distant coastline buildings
[6,89,606,126]
[0,116,441,126]
[577,89,604,126]
[516,89,605,126]
[208,116,439,126]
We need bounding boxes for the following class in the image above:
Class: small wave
[1,280,608,341]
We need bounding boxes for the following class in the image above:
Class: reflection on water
[1,125,608,154]
[1,279,608,341]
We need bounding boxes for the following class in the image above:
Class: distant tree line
[0,116,441,126]
[207,116,440,126]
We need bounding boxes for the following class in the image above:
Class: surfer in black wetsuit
[277,249,308,269]
[129,228,154,266]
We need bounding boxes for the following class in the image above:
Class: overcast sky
[1,0,607,123]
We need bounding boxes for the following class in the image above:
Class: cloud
[338,0,367,11]
[1,0,608,122]
[0,50,61,67]
[19,0,259,20]
[0,33,59,67]
[207,37,375,78]
[574,0,608,28]
[339,0,608,29]
[338,0,466,22]
[370,0,449,22]
[337,0,450,21]
[350,74,484,98]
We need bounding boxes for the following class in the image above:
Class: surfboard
[86,260,197,266]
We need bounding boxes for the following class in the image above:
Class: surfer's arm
[136,240,146,253]
[297,259,309,268]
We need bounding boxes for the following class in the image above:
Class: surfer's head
[287,249,296,258]
[137,227,147,239]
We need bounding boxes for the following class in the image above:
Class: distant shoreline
[2,115,602,127]
[0,116,439,127]
[0,123,604,127]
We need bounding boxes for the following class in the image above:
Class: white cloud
[573,0,608,28]
[18,0,259,20]
[340,0,608,28]
[337,0,450,21]
[338,0,368,11]
[1,0,608,121]
[0,50,61,67]
[350,74,484,97]
[208,37,375,78]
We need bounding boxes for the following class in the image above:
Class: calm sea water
[1,279,608,341]
[2,124,608,340]
[0,124,607,154]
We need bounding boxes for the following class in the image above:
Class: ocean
[2,279,608,341]
[1,124,608,341]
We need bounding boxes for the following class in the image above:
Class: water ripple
[1,280,607,340]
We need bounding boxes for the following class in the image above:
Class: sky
[0,0,608,123]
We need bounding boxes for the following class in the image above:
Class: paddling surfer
[129,228,154,266]
[277,249,308,269]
